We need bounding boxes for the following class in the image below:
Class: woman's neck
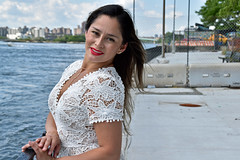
[81,59,113,71]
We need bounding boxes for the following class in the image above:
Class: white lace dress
[48,60,124,158]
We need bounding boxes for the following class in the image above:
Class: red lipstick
[90,47,104,56]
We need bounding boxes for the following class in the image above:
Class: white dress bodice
[48,60,124,157]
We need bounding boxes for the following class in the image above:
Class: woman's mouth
[90,47,104,56]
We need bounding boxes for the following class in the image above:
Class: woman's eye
[92,31,99,36]
[107,38,115,42]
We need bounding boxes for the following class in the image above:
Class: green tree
[196,0,240,30]
[54,35,85,43]
[0,36,6,40]
[165,32,173,44]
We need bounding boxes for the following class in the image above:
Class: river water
[0,41,155,159]
[0,42,86,159]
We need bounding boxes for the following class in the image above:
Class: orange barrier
[175,41,214,46]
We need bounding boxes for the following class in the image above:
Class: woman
[22,4,145,160]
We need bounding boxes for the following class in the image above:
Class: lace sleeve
[84,74,124,124]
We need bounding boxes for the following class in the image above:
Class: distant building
[31,27,45,38]
[0,27,8,37]
[51,27,72,36]
[74,25,82,35]
[65,28,72,35]
[52,28,57,35]
[39,28,45,38]
[7,28,21,39]
[45,33,57,40]
[81,21,86,34]
[7,33,23,39]
[23,31,33,39]
[8,28,20,35]
[22,26,29,34]
[44,27,50,34]
[44,27,56,40]
[57,27,64,35]
[3,22,88,40]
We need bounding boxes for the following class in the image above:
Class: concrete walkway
[127,87,240,160]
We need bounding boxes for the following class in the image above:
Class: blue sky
[0,0,206,36]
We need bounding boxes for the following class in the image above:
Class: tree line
[196,0,240,30]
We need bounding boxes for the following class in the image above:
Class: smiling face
[84,15,127,66]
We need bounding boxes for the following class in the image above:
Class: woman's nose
[95,36,104,48]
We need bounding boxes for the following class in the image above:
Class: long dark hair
[85,4,145,136]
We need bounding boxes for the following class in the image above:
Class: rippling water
[0,41,155,159]
[0,42,85,159]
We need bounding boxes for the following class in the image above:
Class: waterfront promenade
[127,51,240,160]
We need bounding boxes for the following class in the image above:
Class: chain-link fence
[138,1,240,88]
[145,26,240,64]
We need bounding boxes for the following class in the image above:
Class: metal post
[186,0,190,87]
[187,0,190,67]
[162,0,165,58]
[172,0,176,54]
[133,0,135,24]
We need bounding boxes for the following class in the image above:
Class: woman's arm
[41,112,61,157]
[45,112,58,135]
[29,121,122,160]
[60,121,122,160]
[22,112,61,158]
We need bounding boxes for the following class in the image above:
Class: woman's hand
[28,140,56,160]
[36,131,61,158]
[22,131,61,158]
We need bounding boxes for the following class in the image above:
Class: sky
[0,0,206,37]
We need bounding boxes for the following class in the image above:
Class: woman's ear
[117,43,128,54]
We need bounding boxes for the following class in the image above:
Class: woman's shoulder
[90,67,124,89]
[100,67,122,82]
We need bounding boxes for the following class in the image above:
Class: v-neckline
[55,61,113,106]
[55,61,83,104]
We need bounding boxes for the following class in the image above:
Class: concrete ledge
[189,63,240,87]
[143,64,187,87]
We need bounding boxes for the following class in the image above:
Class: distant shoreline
[0,39,85,44]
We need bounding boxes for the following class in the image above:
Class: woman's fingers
[53,144,61,158]
[47,139,58,156]
[35,138,41,143]
[29,141,41,154]
[47,136,60,156]
[28,141,53,160]
[22,137,42,152]
[38,137,47,148]
[23,133,61,157]
[21,143,31,152]
[43,137,52,152]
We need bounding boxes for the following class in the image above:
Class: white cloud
[137,0,145,9]
[143,6,183,20]
[0,0,205,36]
[138,23,163,36]
[144,10,161,18]
[166,11,183,19]
[0,0,100,28]
[155,23,162,33]
[177,26,186,31]
[116,0,133,8]
[167,4,174,9]
[114,0,144,10]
